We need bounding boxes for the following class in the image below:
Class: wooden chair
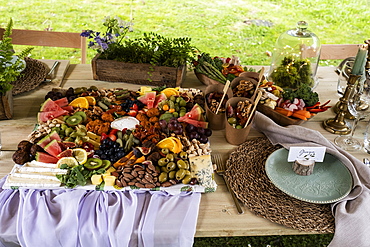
[320,44,359,60]
[0,28,87,64]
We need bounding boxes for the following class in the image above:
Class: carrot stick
[274,107,293,117]
[292,112,308,121]
[293,109,311,118]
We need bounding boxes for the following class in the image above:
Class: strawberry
[128,110,137,117]
[101,133,109,140]
[108,134,117,142]
[131,103,139,111]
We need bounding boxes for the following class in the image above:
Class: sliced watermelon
[37,131,62,148]
[53,97,69,107]
[37,110,68,123]
[178,117,208,129]
[181,104,205,121]
[61,105,74,112]
[153,93,167,108]
[35,152,59,164]
[44,139,63,157]
[138,91,157,109]
[40,98,65,112]
[57,149,73,158]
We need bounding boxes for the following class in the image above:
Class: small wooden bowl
[256,104,304,126]
[194,71,223,85]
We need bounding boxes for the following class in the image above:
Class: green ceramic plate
[265,148,353,204]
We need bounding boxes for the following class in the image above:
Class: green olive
[166,153,175,162]
[166,161,176,171]
[228,117,237,125]
[74,87,84,95]
[158,158,169,166]
[161,148,170,155]
[159,172,168,183]
[177,159,189,170]
[89,85,99,91]
[182,175,192,184]
[161,166,170,173]
[168,170,176,179]
[235,125,243,129]
[170,95,176,102]
[179,151,188,159]
[176,169,186,180]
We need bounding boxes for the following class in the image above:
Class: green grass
[1,0,369,65]
[0,1,366,245]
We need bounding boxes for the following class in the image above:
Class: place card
[287,147,326,162]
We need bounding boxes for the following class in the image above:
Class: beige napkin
[252,112,370,247]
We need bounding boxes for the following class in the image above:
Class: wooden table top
[1,63,368,237]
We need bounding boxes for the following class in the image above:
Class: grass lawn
[1,0,369,65]
[1,1,367,246]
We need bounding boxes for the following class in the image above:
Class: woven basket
[11,57,49,96]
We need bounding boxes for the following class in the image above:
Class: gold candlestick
[323,74,361,134]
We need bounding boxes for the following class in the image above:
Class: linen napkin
[252,111,370,247]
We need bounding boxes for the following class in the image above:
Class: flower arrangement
[81,16,197,68]
[0,19,33,95]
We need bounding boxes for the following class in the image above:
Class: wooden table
[0,63,368,238]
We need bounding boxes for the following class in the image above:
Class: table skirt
[0,177,201,247]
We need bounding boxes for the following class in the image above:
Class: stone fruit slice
[57,149,73,159]
[35,152,59,164]
[44,139,63,157]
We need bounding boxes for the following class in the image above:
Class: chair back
[0,28,87,64]
[320,44,359,60]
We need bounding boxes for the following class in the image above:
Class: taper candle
[351,44,368,75]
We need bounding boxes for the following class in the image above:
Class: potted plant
[81,16,197,87]
[0,18,32,119]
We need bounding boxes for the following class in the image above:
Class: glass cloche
[268,21,321,89]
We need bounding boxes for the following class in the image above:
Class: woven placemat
[11,57,49,95]
[225,137,335,233]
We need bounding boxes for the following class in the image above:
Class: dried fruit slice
[72,148,88,165]
[69,97,89,109]
[57,157,79,168]
[57,149,73,159]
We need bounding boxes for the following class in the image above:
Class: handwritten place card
[288,147,326,162]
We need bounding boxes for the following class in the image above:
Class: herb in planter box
[0,18,33,95]
[81,16,196,67]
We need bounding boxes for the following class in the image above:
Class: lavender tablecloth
[0,177,201,247]
[252,112,370,247]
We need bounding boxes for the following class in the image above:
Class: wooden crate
[91,54,186,87]
[0,90,13,120]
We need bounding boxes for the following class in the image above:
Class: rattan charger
[225,137,335,233]
[11,57,49,96]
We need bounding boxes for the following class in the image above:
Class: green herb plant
[0,18,33,95]
[270,56,314,89]
[283,83,319,107]
[82,17,197,68]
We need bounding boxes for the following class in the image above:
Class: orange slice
[156,137,182,153]
[85,96,96,106]
[69,97,89,109]
[161,88,179,98]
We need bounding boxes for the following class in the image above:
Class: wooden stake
[215,80,230,115]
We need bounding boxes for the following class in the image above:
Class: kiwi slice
[101,160,111,170]
[66,115,83,126]
[84,158,103,170]
[74,111,87,122]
